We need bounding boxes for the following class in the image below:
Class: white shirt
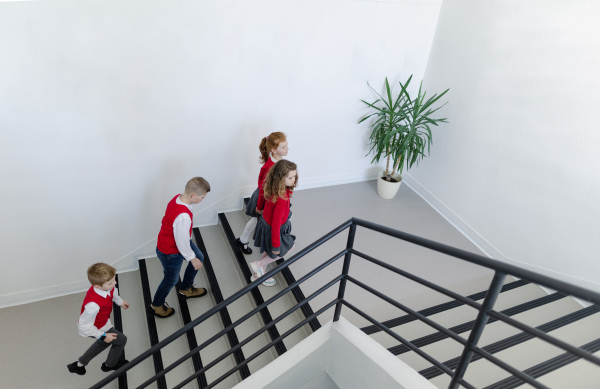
[173,196,195,261]
[78,286,124,339]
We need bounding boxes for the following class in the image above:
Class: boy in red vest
[67,263,129,375]
[149,177,210,318]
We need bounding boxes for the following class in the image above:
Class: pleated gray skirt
[253,217,294,259]
[245,188,260,218]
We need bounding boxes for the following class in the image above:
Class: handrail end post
[333,224,357,321]
[448,271,507,389]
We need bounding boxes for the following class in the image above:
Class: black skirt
[245,188,260,218]
[254,217,294,259]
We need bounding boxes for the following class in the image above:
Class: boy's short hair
[185,177,211,196]
[87,263,116,286]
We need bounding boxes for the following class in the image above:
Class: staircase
[91,204,600,389]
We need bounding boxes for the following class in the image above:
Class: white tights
[258,244,296,268]
[239,217,258,244]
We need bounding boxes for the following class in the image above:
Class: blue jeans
[151,240,204,307]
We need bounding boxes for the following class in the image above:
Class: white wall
[404,0,600,292]
[0,0,441,307]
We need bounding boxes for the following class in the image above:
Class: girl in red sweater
[236,132,289,254]
[251,160,298,286]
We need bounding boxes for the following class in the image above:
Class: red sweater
[157,195,193,254]
[80,286,114,330]
[262,190,292,249]
[256,158,276,211]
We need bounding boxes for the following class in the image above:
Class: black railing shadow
[91,218,600,389]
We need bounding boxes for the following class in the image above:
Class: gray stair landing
[145,257,198,389]
[223,209,310,351]
[199,225,276,373]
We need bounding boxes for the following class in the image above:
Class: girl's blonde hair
[263,160,298,203]
[259,132,287,164]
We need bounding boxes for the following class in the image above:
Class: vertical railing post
[448,271,506,389]
[333,223,357,322]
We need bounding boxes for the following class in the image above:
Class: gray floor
[274,180,493,329]
[0,180,540,388]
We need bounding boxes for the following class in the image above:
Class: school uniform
[254,189,295,258]
[152,194,205,308]
[77,286,127,367]
[246,155,277,217]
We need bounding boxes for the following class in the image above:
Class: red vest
[80,286,114,329]
[157,194,194,254]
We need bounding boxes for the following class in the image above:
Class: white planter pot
[377,170,403,199]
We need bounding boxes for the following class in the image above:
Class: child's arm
[271,199,285,254]
[78,303,104,339]
[112,287,129,310]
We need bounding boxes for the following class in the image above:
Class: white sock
[240,217,258,243]
[77,361,84,367]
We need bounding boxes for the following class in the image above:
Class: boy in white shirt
[68,263,129,375]
[149,177,210,318]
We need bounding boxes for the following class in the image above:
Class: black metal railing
[91,218,600,389]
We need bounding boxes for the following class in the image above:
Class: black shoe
[67,361,86,376]
[148,303,175,318]
[235,238,253,254]
[101,359,129,372]
[291,235,296,241]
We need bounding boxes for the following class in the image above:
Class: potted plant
[359,75,449,199]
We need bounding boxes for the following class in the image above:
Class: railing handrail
[90,219,352,389]
[351,217,600,305]
[91,217,600,389]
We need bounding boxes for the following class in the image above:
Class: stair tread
[225,209,310,351]
[184,267,241,389]
[145,257,198,389]
[370,282,548,351]
[429,309,600,388]
[518,349,600,389]
[118,269,159,389]
[400,294,582,373]
[200,225,276,373]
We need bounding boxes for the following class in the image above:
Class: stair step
[241,199,321,333]
[218,212,288,356]
[369,281,546,351]
[117,269,158,389]
[112,274,128,389]
[191,227,247,387]
[420,304,600,379]
[429,309,600,388]
[484,337,600,389]
[141,257,197,388]
[389,290,575,375]
[361,278,530,335]
[199,225,276,373]
[222,209,311,350]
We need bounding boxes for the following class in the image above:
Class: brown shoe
[179,286,208,299]
[149,303,175,318]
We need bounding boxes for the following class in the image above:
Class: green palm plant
[359,75,449,181]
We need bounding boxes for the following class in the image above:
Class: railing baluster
[448,271,507,389]
[334,223,357,321]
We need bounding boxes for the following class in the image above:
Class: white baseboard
[1,171,379,309]
[403,173,600,306]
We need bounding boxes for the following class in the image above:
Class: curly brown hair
[263,160,298,203]
[258,132,287,164]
